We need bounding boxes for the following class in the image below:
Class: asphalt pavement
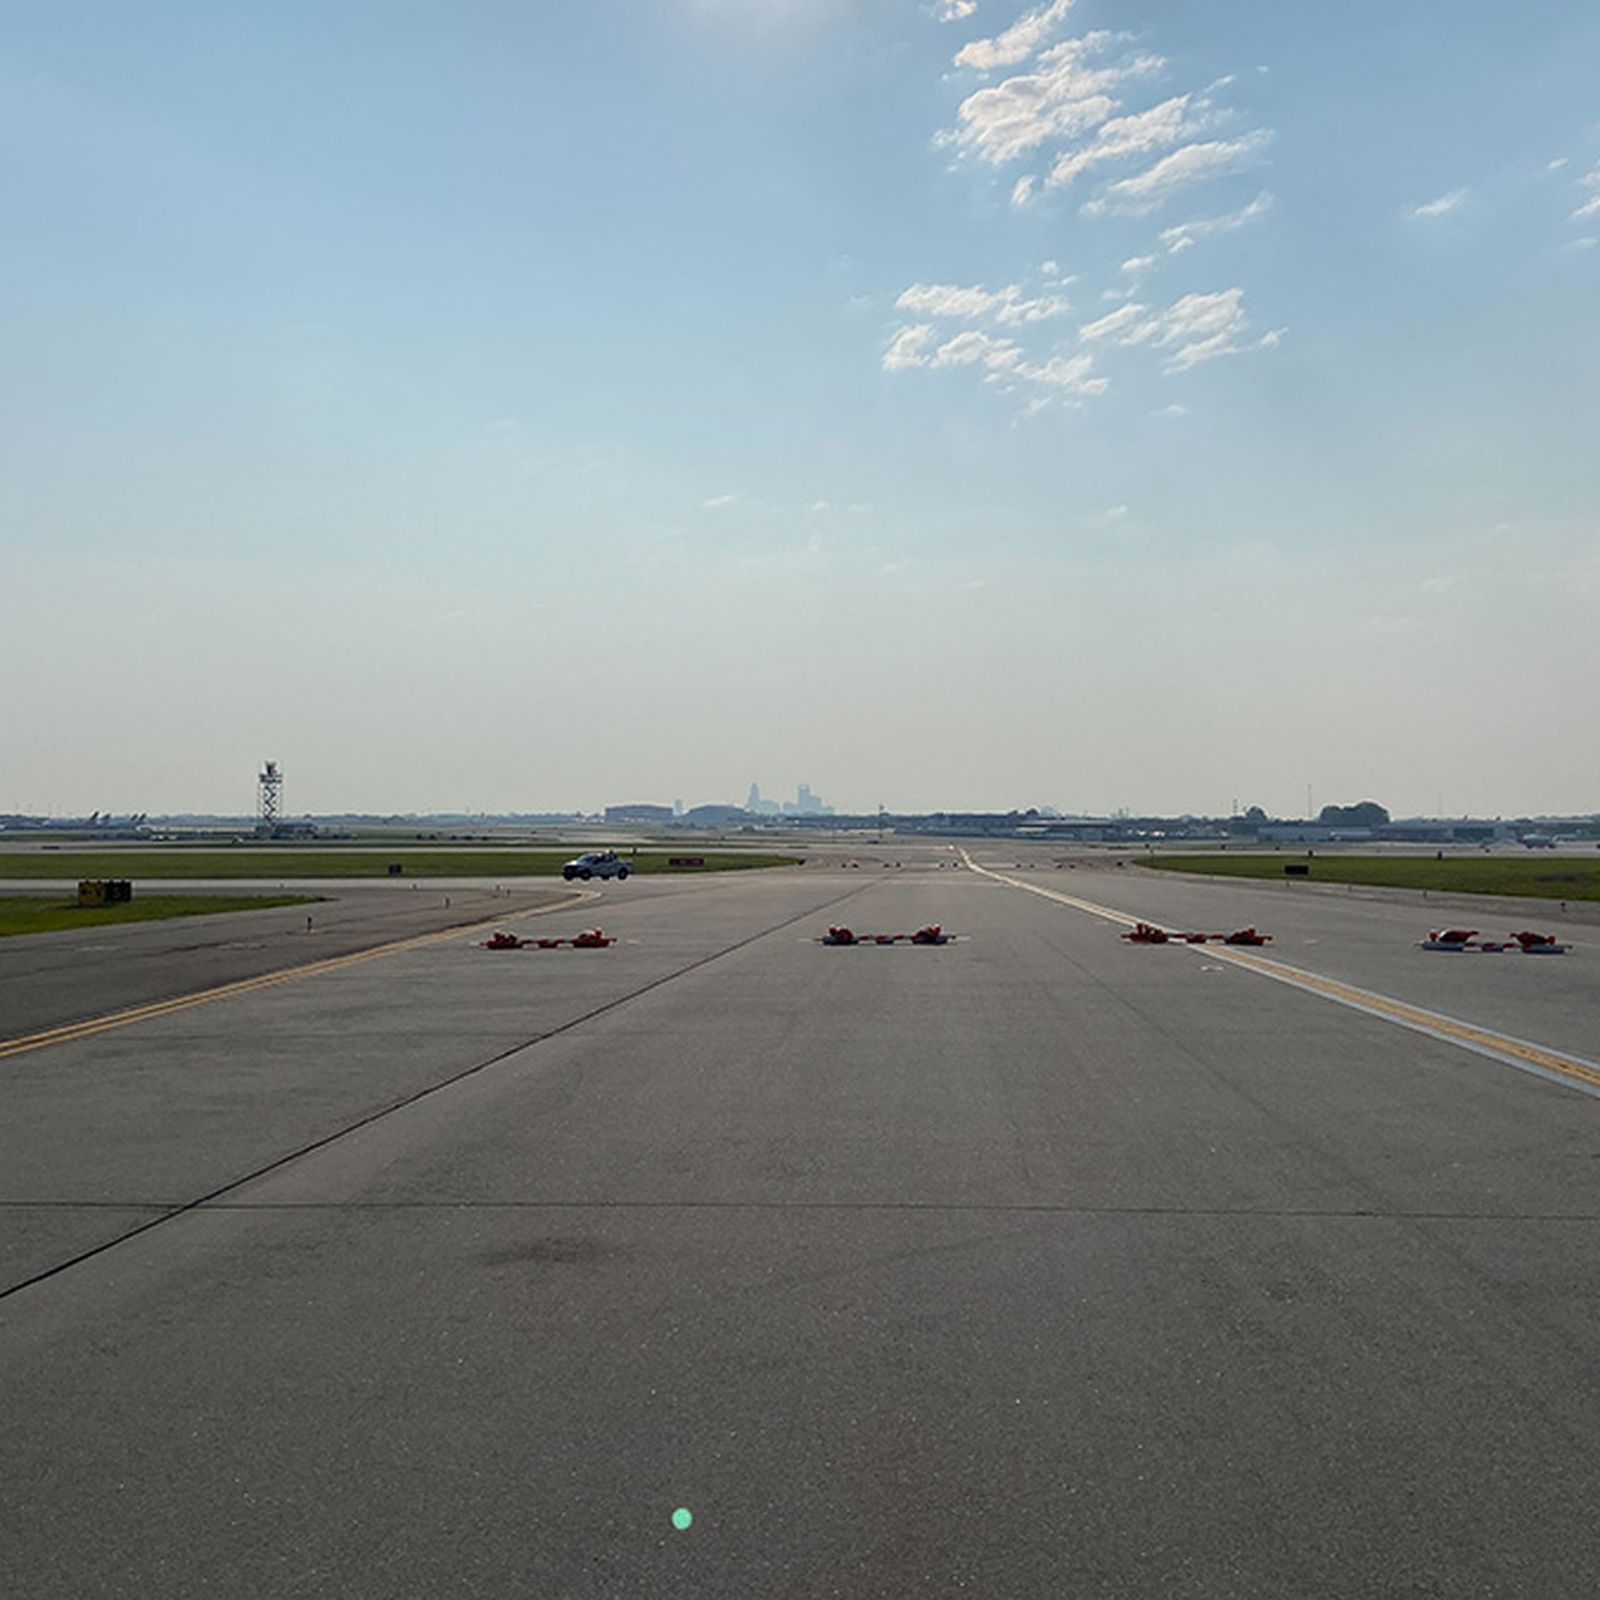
[2,855,1597,1597]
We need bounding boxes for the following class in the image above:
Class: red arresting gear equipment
[1421,928,1568,954]
[823,925,951,946]
[479,928,614,950]
[1123,923,1274,946]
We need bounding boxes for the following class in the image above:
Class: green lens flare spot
[671,1508,693,1532]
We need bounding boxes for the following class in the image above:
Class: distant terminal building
[1259,824,1348,844]
[1261,820,1520,846]
[604,804,675,824]
[1378,820,1515,844]
[683,804,753,828]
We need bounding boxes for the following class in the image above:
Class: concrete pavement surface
[3,851,1598,1597]
[970,853,1600,1071]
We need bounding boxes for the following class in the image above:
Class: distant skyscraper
[747,781,761,812]
[673,798,683,817]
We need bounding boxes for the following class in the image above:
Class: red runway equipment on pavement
[478,928,615,950]
[1420,928,1568,954]
[822,925,952,946]
[1122,923,1274,947]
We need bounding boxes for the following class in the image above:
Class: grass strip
[0,894,322,937]
[0,850,801,881]
[1143,853,1600,902]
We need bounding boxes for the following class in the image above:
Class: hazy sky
[5,1,1598,818]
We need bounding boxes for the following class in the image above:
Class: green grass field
[1144,853,1600,902]
[0,894,321,938]
[0,849,802,881]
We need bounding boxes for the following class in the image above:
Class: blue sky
[4,1,1598,817]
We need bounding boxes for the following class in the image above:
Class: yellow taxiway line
[962,853,1600,1100]
[0,890,598,1063]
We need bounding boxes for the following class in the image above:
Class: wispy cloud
[702,492,737,509]
[1046,94,1221,189]
[1573,166,1600,221]
[1079,287,1280,371]
[931,329,1024,370]
[1121,255,1155,274]
[883,324,937,371]
[1011,174,1038,207]
[1085,132,1272,214]
[896,281,1070,325]
[1012,352,1109,394]
[1159,190,1272,253]
[1078,302,1147,341]
[884,320,1105,396]
[954,0,1074,71]
[942,32,1161,165]
[1409,187,1467,220]
[936,0,977,21]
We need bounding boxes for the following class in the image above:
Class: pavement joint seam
[8,1196,1597,1221]
[131,1200,1600,1221]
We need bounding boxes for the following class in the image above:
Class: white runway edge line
[961,854,1600,1104]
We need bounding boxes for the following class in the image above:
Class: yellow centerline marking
[0,890,599,1063]
[961,852,1600,1099]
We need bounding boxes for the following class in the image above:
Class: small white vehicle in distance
[562,850,631,882]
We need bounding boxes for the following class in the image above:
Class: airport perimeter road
[3,864,1599,1597]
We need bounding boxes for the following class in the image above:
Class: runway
[2,852,1597,1596]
